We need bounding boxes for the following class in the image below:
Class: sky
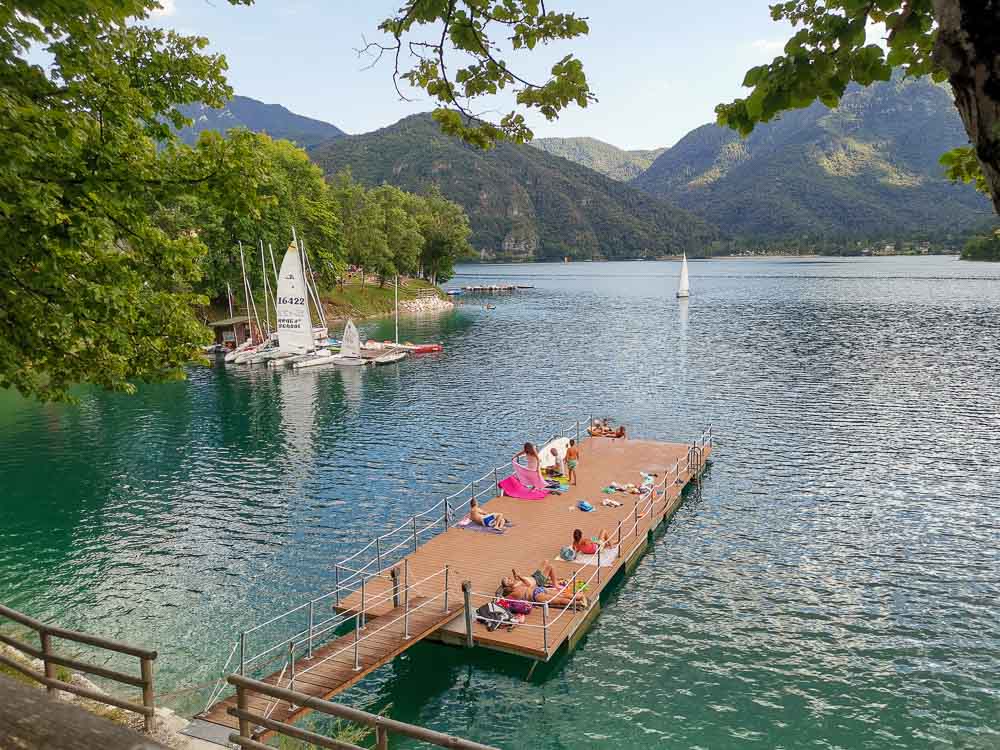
[153,0,802,150]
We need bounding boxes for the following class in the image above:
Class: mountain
[310,114,717,260]
[529,137,667,181]
[176,96,345,148]
[632,75,992,239]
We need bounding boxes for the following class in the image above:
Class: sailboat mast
[226,282,233,319]
[299,238,327,328]
[394,275,399,345]
[259,240,271,338]
[238,241,262,342]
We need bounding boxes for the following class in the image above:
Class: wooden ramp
[200,597,463,735]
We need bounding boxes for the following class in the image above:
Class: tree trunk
[934,0,1000,213]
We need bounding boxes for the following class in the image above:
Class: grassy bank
[320,278,447,319]
[201,278,449,326]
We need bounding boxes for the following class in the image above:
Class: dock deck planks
[337,436,708,660]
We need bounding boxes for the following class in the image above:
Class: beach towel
[512,459,547,491]
[498,475,547,500]
[455,517,514,534]
[556,546,619,567]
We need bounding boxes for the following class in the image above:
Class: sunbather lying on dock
[501,567,587,610]
[572,528,614,555]
[469,497,507,530]
[588,420,626,438]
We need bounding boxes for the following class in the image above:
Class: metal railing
[203,419,712,707]
[0,604,158,733]
[227,674,498,750]
[455,424,713,658]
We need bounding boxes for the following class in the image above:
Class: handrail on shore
[0,604,158,734]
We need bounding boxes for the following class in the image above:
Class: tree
[368,0,593,147]
[329,171,391,285]
[416,187,472,284]
[961,229,1000,261]
[155,130,345,299]
[0,1,252,400]
[715,1,1000,213]
[371,184,424,281]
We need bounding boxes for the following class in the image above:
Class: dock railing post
[494,468,500,494]
[239,632,246,676]
[236,683,249,738]
[288,641,296,693]
[141,656,154,734]
[391,567,400,608]
[462,581,473,647]
[542,603,549,655]
[334,565,341,606]
[576,420,581,444]
[443,500,450,531]
[634,503,639,538]
[40,630,55,695]
[403,559,410,639]
[616,520,622,547]
[360,577,367,629]
[412,516,418,552]
[471,480,476,504]
[443,566,450,613]
[308,601,315,658]
[376,537,382,573]
[353,611,361,671]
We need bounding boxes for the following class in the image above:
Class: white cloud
[151,0,176,18]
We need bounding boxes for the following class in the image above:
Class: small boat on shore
[364,340,442,354]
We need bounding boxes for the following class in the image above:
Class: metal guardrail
[226,674,498,750]
[204,419,712,707]
[0,604,158,733]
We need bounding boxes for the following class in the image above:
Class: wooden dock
[197,429,711,742]
[338,436,709,660]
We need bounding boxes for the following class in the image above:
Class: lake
[1,256,998,748]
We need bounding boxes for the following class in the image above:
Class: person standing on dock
[566,439,580,485]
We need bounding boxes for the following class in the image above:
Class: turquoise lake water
[1,257,998,748]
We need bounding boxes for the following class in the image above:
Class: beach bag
[476,602,515,632]
[559,546,577,561]
[577,500,594,512]
[499,598,533,615]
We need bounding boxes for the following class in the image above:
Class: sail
[276,242,314,354]
[677,253,690,298]
[340,319,361,359]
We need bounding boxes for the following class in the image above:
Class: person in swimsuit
[514,442,540,471]
[572,527,614,555]
[501,565,587,609]
[566,439,579,485]
[469,497,506,530]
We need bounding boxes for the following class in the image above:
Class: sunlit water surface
[2,257,998,748]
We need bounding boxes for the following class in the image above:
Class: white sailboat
[677,253,690,299]
[276,240,315,355]
[294,319,364,369]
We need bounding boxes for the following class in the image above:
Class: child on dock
[566,439,579,485]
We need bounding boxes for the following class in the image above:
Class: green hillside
[530,137,667,181]
[176,95,345,148]
[632,75,992,239]
[310,114,716,261]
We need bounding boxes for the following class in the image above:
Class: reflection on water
[1,257,999,749]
